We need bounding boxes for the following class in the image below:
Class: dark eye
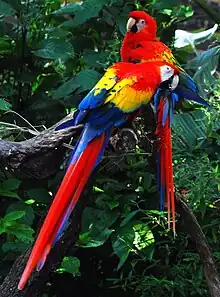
[140,20,145,24]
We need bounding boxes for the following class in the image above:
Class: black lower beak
[131,24,138,33]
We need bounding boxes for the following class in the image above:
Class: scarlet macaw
[121,10,210,233]
[18,61,179,290]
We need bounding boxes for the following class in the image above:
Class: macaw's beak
[126,17,137,33]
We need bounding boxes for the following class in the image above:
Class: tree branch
[176,194,220,297]
[192,0,220,23]
[0,113,83,179]
[0,107,219,297]
[0,190,89,297]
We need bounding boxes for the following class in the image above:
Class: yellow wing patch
[88,65,153,112]
[94,67,118,96]
[105,76,153,112]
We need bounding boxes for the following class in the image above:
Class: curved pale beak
[126,17,136,32]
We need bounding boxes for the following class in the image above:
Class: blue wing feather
[175,85,210,107]
[180,71,199,93]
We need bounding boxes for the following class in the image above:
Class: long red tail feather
[18,134,105,290]
[156,99,176,234]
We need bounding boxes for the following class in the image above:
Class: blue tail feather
[180,71,199,93]
[38,128,111,256]
[175,86,210,107]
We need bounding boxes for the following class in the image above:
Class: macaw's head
[126,10,157,38]
[158,62,180,89]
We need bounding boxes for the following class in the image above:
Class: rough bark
[177,195,220,297]
[0,113,83,179]
[0,191,89,297]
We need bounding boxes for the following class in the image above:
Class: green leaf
[186,45,220,96]
[27,188,51,203]
[0,98,11,110]
[112,223,135,270]
[116,15,127,36]
[133,223,154,256]
[33,39,74,60]
[142,173,152,190]
[0,189,19,198]
[173,110,207,152]
[53,3,83,15]
[60,0,107,28]
[83,50,108,68]
[1,178,21,190]
[187,46,220,69]
[0,218,5,234]
[156,0,178,9]
[6,203,35,226]
[60,256,81,276]
[4,211,25,222]
[73,69,101,93]
[78,229,113,248]
[81,207,118,232]
[52,78,79,99]
[77,207,118,248]
[2,0,23,12]
[0,0,16,17]
[2,242,30,253]
[120,210,140,227]
[7,223,34,243]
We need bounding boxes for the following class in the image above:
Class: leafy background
[0,0,219,296]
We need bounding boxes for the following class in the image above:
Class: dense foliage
[0,0,219,296]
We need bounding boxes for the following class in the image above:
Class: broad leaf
[112,222,135,269]
[78,229,113,248]
[186,46,220,96]
[33,39,74,60]
[6,203,35,226]
[27,188,51,203]
[2,242,30,253]
[77,207,118,248]
[60,0,107,28]
[60,256,81,276]
[120,210,140,227]
[52,78,79,99]
[81,207,118,232]
[2,0,23,12]
[0,189,19,198]
[0,98,11,110]
[83,50,108,68]
[4,211,25,222]
[173,110,208,152]
[1,178,21,190]
[7,223,34,242]
[74,69,101,93]
[133,223,154,256]
[142,173,152,190]
[53,3,83,15]
[0,0,16,17]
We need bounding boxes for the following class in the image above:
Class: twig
[5,110,40,133]
[0,112,83,178]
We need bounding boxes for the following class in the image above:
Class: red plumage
[18,134,105,290]
[121,10,177,232]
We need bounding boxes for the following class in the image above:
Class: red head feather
[129,10,157,38]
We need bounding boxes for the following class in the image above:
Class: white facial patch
[136,19,146,32]
[160,65,175,82]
